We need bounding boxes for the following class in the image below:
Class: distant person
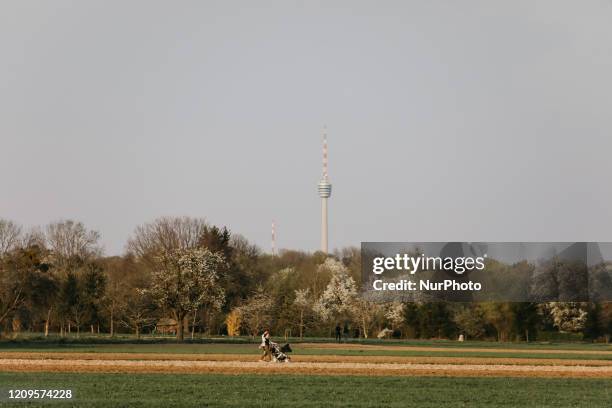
[335,324,342,343]
[259,329,271,361]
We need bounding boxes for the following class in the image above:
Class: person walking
[260,329,271,361]
[335,324,342,343]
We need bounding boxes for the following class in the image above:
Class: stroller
[270,342,292,363]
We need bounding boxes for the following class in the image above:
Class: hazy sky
[2,1,612,255]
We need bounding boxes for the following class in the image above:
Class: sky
[2,1,612,256]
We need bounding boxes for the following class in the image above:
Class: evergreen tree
[512,302,539,341]
[82,262,106,333]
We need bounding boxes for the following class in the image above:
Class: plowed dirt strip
[1,352,611,367]
[0,359,611,378]
[300,343,612,355]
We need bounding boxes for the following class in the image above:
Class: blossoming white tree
[313,258,357,323]
[547,302,588,333]
[313,258,386,338]
[237,287,274,337]
[350,298,381,339]
[150,247,225,341]
[385,302,405,331]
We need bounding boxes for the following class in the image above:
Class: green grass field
[0,373,610,408]
[1,339,610,407]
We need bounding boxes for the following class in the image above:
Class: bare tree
[127,217,209,264]
[0,219,21,256]
[44,220,100,336]
[102,255,149,337]
[119,288,156,339]
[104,273,125,337]
[45,220,101,269]
[293,288,312,339]
[21,227,46,249]
[0,267,24,335]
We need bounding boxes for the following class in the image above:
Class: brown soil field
[300,343,612,355]
[1,352,611,367]
[0,355,611,378]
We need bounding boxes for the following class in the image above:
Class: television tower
[318,128,332,253]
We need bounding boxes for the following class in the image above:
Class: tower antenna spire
[271,220,276,256]
[322,126,328,180]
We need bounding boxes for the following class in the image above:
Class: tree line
[0,217,610,342]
